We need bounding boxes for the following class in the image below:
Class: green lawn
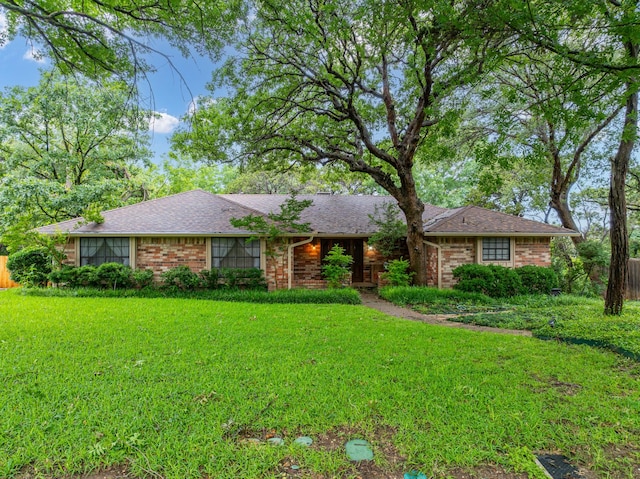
[1,291,639,478]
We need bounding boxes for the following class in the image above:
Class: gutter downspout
[423,239,442,289]
[287,236,315,290]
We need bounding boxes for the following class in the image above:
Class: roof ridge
[216,194,273,218]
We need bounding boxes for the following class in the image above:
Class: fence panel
[0,256,19,288]
[627,259,640,301]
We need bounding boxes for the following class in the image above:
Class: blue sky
[0,29,219,163]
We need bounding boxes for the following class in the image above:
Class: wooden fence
[628,259,640,301]
[0,256,19,288]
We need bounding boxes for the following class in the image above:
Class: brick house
[37,190,579,290]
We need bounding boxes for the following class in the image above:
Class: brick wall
[136,237,207,281]
[436,237,477,288]
[514,237,551,267]
[60,238,77,267]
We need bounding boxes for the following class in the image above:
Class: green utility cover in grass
[294,436,313,446]
[345,439,374,461]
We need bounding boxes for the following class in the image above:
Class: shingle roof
[423,205,578,236]
[37,190,579,237]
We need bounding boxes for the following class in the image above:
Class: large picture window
[212,238,260,269]
[482,237,510,261]
[80,238,130,266]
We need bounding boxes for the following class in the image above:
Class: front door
[321,239,364,283]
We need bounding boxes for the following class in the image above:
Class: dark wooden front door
[321,239,364,283]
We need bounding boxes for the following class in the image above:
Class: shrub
[200,268,220,289]
[94,263,133,289]
[132,269,154,289]
[453,263,523,298]
[381,258,414,287]
[322,245,353,288]
[6,247,53,287]
[161,265,202,290]
[515,265,558,295]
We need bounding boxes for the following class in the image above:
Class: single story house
[37,190,579,289]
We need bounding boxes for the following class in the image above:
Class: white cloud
[149,111,180,134]
[23,47,46,63]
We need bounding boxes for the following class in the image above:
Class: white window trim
[477,237,515,268]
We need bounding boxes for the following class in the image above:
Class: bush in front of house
[381,258,415,287]
[50,264,153,289]
[322,245,353,288]
[6,247,53,287]
[453,264,523,298]
[218,267,267,290]
[94,262,134,289]
[515,265,559,295]
[161,265,202,290]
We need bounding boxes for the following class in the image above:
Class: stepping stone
[241,437,262,445]
[535,454,584,479]
[294,436,313,447]
[267,437,284,446]
[345,439,374,461]
[404,471,428,479]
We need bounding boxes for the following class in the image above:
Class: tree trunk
[604,83,637,315]
[398,195,428,286]
[550,188,583,246]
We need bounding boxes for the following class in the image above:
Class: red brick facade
[136,237,207,281]
[60,235,552,289]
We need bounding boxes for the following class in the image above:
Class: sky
[0,28,219,163]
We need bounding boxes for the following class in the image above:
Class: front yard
[1,290,639,478]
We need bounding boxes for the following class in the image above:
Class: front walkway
[359,292,532,337]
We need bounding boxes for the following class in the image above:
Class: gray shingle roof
[37,190,579,237]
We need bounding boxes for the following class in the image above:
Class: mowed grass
[1,291,640,478]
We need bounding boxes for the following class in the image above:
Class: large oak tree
[175,0,504,284]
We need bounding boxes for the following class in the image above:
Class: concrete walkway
[359,292,532,337]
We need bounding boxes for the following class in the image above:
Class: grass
[381,286,640,360]
[20,286,362,304]
[1,290,640,478]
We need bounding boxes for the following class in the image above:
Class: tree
[499,0,640,314]
[0,0,243,80]
[176,0,504,285]
[472,51,622,240]
[230,195,313,289]
[0,71,152,244]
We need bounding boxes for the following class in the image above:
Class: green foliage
[6,247,53,287]
[230,195,312,288]
[453,264,523,298]
[514,266,559,295]
[94,263,133,290]
[132,269,154,289]
[381,258,415,287]
[161,265,202,290]
[49,264,153,289]
[1,292,639,478]
[217,268,267,291]
[21,285,361,304]
[0,0,241,80]
[367,202,406,258]
[321,245,353,289]
[380,286,495,314]
[551,238,607,296]
[0,71,152,241]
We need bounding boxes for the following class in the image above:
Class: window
[212,238,260,269]
[482,237,510,261]
[80,238,130,266]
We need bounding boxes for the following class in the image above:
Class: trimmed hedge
[453,264,559,298]
[20,286,362,304]
[515,265,559,295]
[453,264,522,298]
